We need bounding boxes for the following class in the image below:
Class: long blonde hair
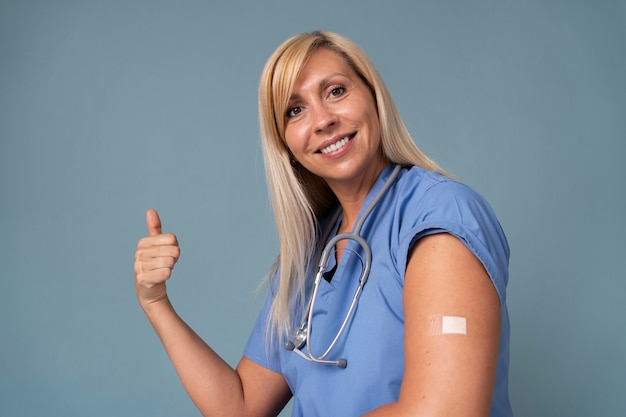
[258,30,447,340]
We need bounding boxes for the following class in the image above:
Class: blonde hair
[258,30,447,340]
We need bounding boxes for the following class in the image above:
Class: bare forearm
[142,298,245,416]
[134,211,289,417]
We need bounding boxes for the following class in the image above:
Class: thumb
[146,208,162,236]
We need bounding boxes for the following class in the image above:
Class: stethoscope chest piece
[293,322,308,350]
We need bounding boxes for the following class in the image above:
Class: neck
[332,159,390,233]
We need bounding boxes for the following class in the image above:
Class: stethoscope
[284,165,402,368]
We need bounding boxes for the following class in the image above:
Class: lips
[318,133,355,154]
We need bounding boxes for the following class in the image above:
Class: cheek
[366,103,381,141]
[356,105,380,141]
[371,117,381,141]
[284,125,304,153]
[283,129,295,152]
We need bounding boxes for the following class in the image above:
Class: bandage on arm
[372,233,501,417]
[427,314,468,336]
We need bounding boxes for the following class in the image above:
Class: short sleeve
[243,284,283,373]
[397,178,510,304]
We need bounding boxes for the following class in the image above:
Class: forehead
[292,48,355,89]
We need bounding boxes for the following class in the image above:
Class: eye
[329,86,346,98]
[286,106,302,118]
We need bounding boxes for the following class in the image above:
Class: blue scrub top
[244,165,513,417]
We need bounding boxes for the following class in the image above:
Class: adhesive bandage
[427,315,468,336]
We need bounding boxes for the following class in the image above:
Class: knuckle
[157,269,171,281]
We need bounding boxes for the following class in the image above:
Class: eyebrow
[287,72,350,103]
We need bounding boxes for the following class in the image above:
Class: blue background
[1,1,624,416]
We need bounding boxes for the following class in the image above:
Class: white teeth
[320,137,350,154]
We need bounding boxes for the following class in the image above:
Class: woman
[134,30,512,417]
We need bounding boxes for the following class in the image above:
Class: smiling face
[283,48,388,193]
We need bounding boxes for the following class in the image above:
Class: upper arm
[398,232,501,416]
[236,356,292,417]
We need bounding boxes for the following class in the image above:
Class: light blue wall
[1,1,624,416]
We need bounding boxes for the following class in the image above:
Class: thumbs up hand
[134,209,181,306]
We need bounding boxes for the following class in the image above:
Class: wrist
[137,290,174,317]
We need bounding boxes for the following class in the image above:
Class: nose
[312,102,337,133]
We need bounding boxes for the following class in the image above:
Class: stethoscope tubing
[286,165,402,368]
[306,232,371,361]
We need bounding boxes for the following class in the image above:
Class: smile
[319,134,354,154]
